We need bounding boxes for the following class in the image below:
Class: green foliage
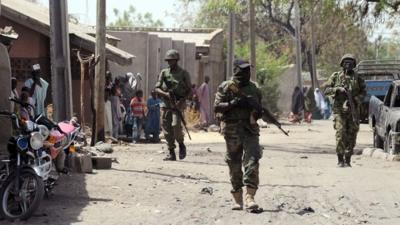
[373,37,400,59]
[235,42,289,112]
[108,5,164,27]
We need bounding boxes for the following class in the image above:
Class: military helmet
[165,49,180,61]
[233,59,251,69]
[340,54,356,67]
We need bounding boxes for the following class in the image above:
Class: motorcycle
[35,114,82,180]
[0,98,82,221]
[0,110,51,221]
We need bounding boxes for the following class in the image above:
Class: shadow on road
[1,173,93,225]
[112,168,229,185]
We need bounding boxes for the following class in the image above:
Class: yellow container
[69,145,76,153]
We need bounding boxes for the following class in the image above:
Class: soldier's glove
[335,87,346,93]
[229,97,248,108]
[245,96,263,114]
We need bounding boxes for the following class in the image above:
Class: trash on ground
[200,187,213,195]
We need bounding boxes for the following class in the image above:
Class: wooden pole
[294,0,303,89]
[310,1,318,88]
[227,11,235,79]
[80,61,85,131]
[249,0,256,81]
[94,0,106,143]
[49,0,73,121]
[77,51,95,132]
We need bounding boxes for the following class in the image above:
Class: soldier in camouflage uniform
[214,59,262,210]
[323,54,366,167]
[155,49,192,161]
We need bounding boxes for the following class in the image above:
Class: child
[19,91,33,121]
[145,91,161,142]
[130,90,145,143]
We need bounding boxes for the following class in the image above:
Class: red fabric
[130,97,145,118]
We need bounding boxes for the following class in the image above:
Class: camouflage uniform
[323,54,366,166]
[214,60,262,209]
[155,50,191,158]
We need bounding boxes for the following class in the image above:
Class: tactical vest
[220,80,261,122]
[330,71,363,113]
[160,66,190,99]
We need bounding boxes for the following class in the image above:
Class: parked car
[356,60,400,122]
[369,80,400,154]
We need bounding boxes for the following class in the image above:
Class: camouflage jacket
[214,79,262,135]
[155,66,192,108]
[323,71,366,114]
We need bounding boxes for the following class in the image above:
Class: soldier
[323,54,366,167]
[155,49,192,161]
[214,59,262,210]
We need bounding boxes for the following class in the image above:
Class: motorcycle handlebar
[9,97,34,109]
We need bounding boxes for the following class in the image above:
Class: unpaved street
[5,120,400,225]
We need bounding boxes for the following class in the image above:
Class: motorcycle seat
[58,122,76,134]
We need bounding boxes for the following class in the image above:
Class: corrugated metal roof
[1,0,134,65]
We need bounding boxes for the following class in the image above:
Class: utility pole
[249,0,256,81]
[294,0,303,89]
[93,0,106,143]
[227,11,235,79]
[310,1,318,88]
[49,0,73,121]
[77,52,95,133]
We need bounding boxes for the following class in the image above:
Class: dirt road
[5,120,400,225]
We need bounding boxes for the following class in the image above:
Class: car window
[394,93,400,107]
[384,85,393,106]
[363,74,395,80]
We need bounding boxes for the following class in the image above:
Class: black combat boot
[345,154,352,167]
[337,154,345,167]
[163,149,176,161]
[178,142,187,160]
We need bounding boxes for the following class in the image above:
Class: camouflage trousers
[161,108,184,150]
[224,129,262,193]
[333,113,359,156]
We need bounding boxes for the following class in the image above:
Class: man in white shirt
[24,64,49,117]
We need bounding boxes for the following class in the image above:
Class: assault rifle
[169,91,192,140]
[344,88,359,124]
[228,84,289,136]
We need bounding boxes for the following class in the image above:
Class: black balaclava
[233,66,251,87]
[342,59,355,75]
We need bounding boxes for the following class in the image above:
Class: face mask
[342,60,355,73]
[233,67,251,86]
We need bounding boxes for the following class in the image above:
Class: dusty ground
[4,120,400,225]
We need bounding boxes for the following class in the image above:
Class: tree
[236,42,289,112]
[108,5,164,27]
[175,0,374,77]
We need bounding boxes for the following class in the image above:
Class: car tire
[384,131,395,154]
[373,129,383,149]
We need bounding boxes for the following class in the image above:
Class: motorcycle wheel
[0,169,44,221]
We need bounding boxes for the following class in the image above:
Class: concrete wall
[0,44,11,157]
[0,17,49,59]
[147,34,160,96]
[172,40,185,68]
[204,31,224,123]
[108,31,149,94]
[107,30,225,125]
[159,37,172,71]
[184,42,196,83]
[277,65,297,114]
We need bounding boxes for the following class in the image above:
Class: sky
[35,0,395,41]
[36,0,180,27]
